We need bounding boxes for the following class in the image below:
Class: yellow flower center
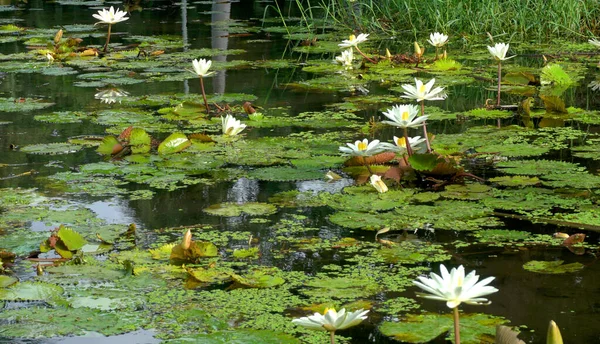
[349,34,356,41]
[401,111,409,121]
[419,84,426,94]
[395,137,407,147]
[323,307,335,315]
[357,142,368,151]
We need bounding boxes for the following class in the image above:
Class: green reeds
[295,0,600,39]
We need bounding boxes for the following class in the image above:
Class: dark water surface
[1,1,600,343]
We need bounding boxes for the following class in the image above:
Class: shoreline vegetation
[280,0,600,40]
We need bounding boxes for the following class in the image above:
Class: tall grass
[308,0,600,40]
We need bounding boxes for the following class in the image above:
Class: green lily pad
[165,329,300,344]
[203,202,277,217]
[0,306,146,338]
[0,275,18,288]
[34,111,85,123]
[233,247,260,259]
[0,97,54,112]
[0,281,65,305]
[20,142,83,155]
[378,242,451,264]
[488,176,541,188]
[56,226,87,251]
[523,260,584,274]
[328,211,395,230]
[158,132,191,155]
[302,276,382,301]
[380,313,507,343]
[464,108,514,119]
[323,188,414,212]
[232,268,285,288]
[476,143,550,157]
[496,159,584,176]
[187,267,233,284]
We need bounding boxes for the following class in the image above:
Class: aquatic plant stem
[496,61,502,106]
[103,24,112,53]
[362,156,373,175]
[199,76,210,113]
[435,47,439,60]
[420,101,432,153]
[354,46,377,64]
[403,127,413,157]
[330,331,336,344]
[453,307,461,344]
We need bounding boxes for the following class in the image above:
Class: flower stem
[420,101,432,153]
[496,61,502,107]
[103,24,112,53]
[403,127,413,157]
[355,46,377,64]
[453,307,461,344]
[435,47,439,60]
[199,76,210,113]
[362,156,373,175]
[330,331,336,344]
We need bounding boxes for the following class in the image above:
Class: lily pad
[232,268,285,289]
[165,329,300,344]
[0,97,54,112]
[522,260,584,274]
[380,313,507,343]
[203,202,277,217]
[0,281,65,305]
[20,142,83,155]
[158,132,191,155]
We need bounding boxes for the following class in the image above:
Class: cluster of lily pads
[1,4,600,344]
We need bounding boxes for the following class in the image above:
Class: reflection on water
[227,177,259,203]
[211,1,230,95]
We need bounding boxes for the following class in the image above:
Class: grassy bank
[293,0,600,40]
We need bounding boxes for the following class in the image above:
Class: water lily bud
[54,29,63,44]
[385,48,392,59]
[182,229,192,250]
[546,320,563,344]
[413,41,422,56]
[442,50,447,59]
[370,175,388,193]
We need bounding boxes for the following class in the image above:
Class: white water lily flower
[191,58,214,77]
[292,308,369,332]
[92,6,129,25]
[413,264,499,309]
[335,48,354,67]
[381,136,426,153]
[427,32,449,47]
[589,38,600,48]
[369,175,388,193]
[338,33,369,48]
[339,138,383,157]
[381,104,427,128]
[46,53,54,63]
[487,42,515,61]
[589,80,600,91]
[401,78,447,102]
[94,88,130,104]
[221,114,246,136]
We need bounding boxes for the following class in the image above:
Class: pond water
[1,0,600,343]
